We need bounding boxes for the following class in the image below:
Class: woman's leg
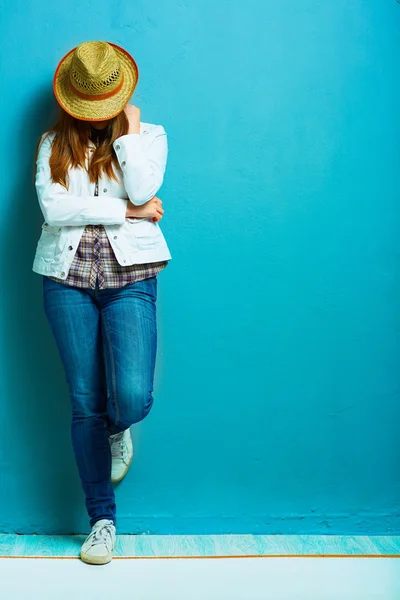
[42,276,116,527]
[98,276,158,436]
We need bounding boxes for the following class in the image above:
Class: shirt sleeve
[112,124,168,206]
[35,132,128,227]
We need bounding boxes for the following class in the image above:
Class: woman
[32,40,172,565]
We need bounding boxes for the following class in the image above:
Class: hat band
[70,72,125,101]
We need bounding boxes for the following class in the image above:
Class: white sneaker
[80,519,116,565]
[109,427,134,483]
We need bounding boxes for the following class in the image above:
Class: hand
[125,196,164,222]
[124,103,140,134]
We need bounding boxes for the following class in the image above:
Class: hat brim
[53,42,139,121]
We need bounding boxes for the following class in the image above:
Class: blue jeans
[42,275,158,528]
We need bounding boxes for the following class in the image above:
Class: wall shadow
[1,86,86,534]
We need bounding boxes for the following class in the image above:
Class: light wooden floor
[1,533,400,558]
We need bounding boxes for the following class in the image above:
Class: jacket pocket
[36,223,68,261]
[42,222,62,234]
[126,218,162,248]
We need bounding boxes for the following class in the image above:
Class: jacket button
[121,161,126,166]
[44,223,48,227]
[68,246,73,250]
[103,188,107,193]
[60,272,65,277]
[113,236,117,240]
[115,144,120,150]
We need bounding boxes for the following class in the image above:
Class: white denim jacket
[32,121,172,280]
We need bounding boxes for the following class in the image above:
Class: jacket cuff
[78,196,128,225]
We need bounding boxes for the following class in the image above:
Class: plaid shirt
[47,125,168,289]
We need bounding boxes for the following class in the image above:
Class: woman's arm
[112,122,168,207]
[35,133,129,227]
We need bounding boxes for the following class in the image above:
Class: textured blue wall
[1,1,399,534]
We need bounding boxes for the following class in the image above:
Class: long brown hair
[34,106,130,189]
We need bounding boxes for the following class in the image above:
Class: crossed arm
[35,126,168,227]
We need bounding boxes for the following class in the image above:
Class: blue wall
[1,1,399,534]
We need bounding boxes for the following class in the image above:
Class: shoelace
[109,431,128,459]
[86,522,115,550]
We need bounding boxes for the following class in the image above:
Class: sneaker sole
[80,549,113,565]
[111,450,133,483]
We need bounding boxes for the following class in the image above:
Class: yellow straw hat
[53,40,139,121]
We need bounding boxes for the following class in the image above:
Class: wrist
[128,124,140,135]
[127,202,139,218]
